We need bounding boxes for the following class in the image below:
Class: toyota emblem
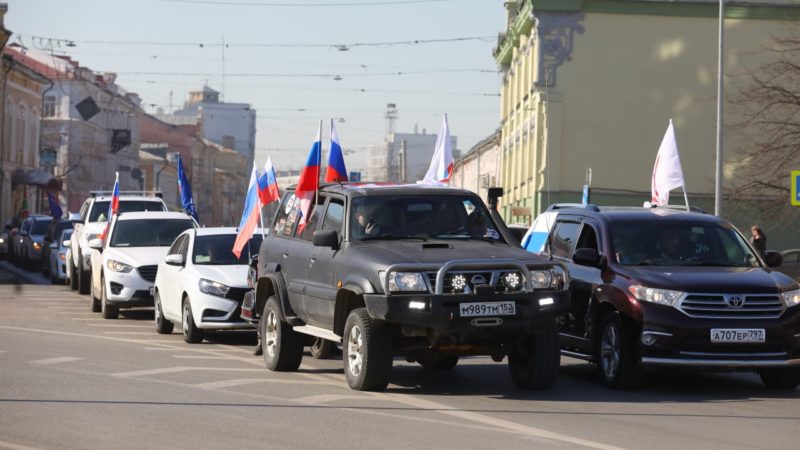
[724,295,745,308]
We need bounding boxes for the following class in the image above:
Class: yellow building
[495,0,800,248]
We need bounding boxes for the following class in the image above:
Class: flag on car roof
[419,114,454,185]
[233,163,262,258]
[651,119,686,206]
[325,119,348,183]
[177,154,199,223]
[99,172,120,241]
[47,191,63,219]
[257,155,280,206]
[295,120,322,225]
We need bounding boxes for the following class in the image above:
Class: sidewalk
[0,260,49,285]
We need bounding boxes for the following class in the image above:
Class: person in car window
[354,210,380,239]
[655,232,688,263]
[467,210,487,238]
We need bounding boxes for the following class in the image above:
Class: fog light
[641,334,657,346]
[538,297,554,306]
[451,274,467,292]
[409,301,426,310]
[504,272,521,290]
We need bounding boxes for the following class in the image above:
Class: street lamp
[715,0,725,216]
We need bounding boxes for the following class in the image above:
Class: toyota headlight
[388,272,427,292]
[106,259,133,273]
[628,285,683,307]
[199,278,231,297]
[781,288,800,307]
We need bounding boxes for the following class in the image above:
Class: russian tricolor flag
[232,163,262,258]
[325,119,348,183]
[257,156,280,206]
[295,120,322,225]
[99,172,120,240]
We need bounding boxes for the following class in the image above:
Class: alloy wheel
[347,324,363,377]
[264,310,278,357]
[600,323,621,380]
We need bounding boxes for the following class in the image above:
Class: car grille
[137,265,158,282]
[225,287,249,303]
[426,270,523,294]
[678,294,785,319]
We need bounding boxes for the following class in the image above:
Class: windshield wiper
[360,234,428,241]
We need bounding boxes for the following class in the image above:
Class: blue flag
[47,192,63,218]
[177,155,199,223]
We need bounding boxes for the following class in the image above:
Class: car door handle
[310,257,316,264]
[282,253,289,259]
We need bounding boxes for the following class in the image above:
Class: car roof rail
[90,190,164,198]
[644,202,706,214]
[545,203,600,212]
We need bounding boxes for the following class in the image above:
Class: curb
[0,261,50,285]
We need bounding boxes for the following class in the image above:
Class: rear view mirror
[165,254,185,266]
[312,230,339,249]
[764,250,783,268]
[63,240,71,248]
[69,213,83,225]
[88,238,103,250]
[573,248,604,268]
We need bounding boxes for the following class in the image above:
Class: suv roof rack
[90,190,163,198]
[546,203,600,212]
[645,203,706,214]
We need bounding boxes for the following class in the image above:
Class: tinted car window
[611,221,759,267]
[193,234,263,265]
[167,234,188,256]
[322,199,344,232]
[551,221,580,258]
[110,220,194,247]
[31,219,51,235]
[89,200,165,222]
[299,203,323,241]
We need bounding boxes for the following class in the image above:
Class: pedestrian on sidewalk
[750,225,767,258]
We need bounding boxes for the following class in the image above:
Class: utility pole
[714,0,725,216]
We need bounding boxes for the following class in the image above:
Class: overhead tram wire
[161,0,456,6]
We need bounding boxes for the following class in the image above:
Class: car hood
[349,239,550,268]
[104,247,170,267]
[621,266,798,294]
[193,265,248,288]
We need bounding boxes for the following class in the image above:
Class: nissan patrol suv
[524,204,800,389]
[68,191,167,295]
[247,183,569,391]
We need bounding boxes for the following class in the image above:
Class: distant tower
[385,103,398,138]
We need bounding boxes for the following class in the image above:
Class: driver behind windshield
[353,209,380,239]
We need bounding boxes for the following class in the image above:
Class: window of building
[43,96,57,118]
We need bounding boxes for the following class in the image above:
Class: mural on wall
[534,12,585,87]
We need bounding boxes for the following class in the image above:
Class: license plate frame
[710,328,765,343]
[459,301,516,317]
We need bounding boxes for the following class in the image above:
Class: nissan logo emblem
[724,295,745,308]
[471,275,487,286]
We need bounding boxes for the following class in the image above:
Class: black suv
[246,184,570,391]
[526,204,800,389]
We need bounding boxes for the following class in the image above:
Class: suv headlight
[106,259,133,273]
[529,270,553,289]
[628,285,684,307]
[199,278,231,297]
[388,272,427,292]
[781,288,800,307]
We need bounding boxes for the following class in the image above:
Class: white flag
[418,114,454,185]
[651,119,686,205]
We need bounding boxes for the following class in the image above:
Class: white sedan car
[49,228,73,284]
[153,227,263,343]
[89,211,197,319]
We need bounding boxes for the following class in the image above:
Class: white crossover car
[153,227,263,343]
[49,229,73,284]
[89,211,196,319]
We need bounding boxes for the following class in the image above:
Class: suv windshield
[31,220,51,235]
[349,194,503,243]
[193,234,263,265]
[89,200,165,222]
[611,220,759,267]
[110,219,195,247]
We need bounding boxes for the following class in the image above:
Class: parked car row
[58,185,800,393]
[2,214,73,283]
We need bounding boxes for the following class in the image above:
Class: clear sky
[6,0,506,172]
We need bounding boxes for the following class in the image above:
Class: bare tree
[729,23,800,218]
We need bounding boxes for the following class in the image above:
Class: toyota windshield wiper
[360,234,428,241]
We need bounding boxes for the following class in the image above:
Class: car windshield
[611,220,760,267]
[31,220,51,235]
[110,219,195,247]
[348,194,503,243]
[193,234,263,265]
[89,200,166,222]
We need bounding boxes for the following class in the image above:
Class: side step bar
[561,349,594,362]
[293,325,342,343]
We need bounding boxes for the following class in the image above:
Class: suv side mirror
[88,238,104,250]
[63,240,71,248]
[312,230,339,249]
[165,254,185,266]
[69,213,83,225]
[49,242,58,249]
[573,248,603,268]
[763,250,783,268]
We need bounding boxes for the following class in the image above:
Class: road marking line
[171,355,231,360]
[192,377,333,389]
[295,393,374,404]
[70,318,109,321]
[53,312,96,315]
[29,357,83,365]
[0,439,43,450]
[102,331,153,335]
[0,350,7,354]
[111,366,266,378]
[88,324,151,328]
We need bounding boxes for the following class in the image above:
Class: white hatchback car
[89,211,196,319]
[153,227,263,343]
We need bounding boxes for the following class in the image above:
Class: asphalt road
[0,264,798,450]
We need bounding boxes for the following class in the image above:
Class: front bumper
[105,270,155,307]
[637,302,800,369]
[191,291,250,330]
[363,290,568,341]
[240,290,258,326]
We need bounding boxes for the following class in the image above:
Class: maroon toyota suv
[525,204,800,389]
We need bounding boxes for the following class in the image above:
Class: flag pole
[682,185,690,212]
[315,119,322,207]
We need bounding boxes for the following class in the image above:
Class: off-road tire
[759,368,800,390]
[417,350,459,370]
[154,291,174,334]
[595,312,642,389]
[310,338,333,359]
[508,320,560,389]
[182,297,204,343]
[262,296,303,371]
[343,308,393,391]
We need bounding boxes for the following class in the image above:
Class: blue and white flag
[177,154,199,223]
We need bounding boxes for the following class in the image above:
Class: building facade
[365,129,458,183]
[450,130,502,210]
[494,0,800,248]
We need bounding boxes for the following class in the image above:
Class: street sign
[792,170,800,206]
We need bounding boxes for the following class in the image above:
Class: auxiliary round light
[504,272,521,290]
[451,274,467,292]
